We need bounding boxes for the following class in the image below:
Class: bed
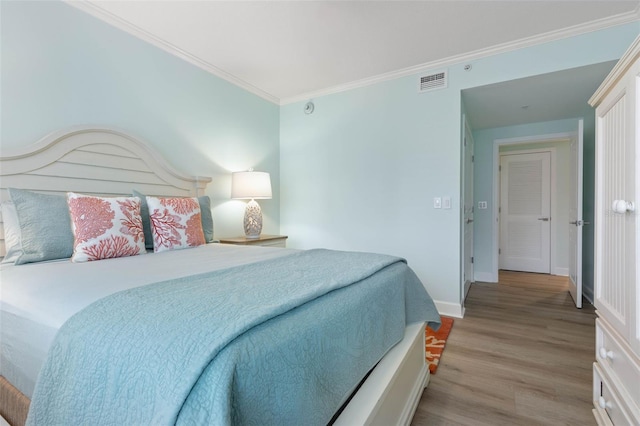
[0,126,440,426]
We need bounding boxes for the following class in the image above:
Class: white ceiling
[462,60,617,130]
[73,1,639,105]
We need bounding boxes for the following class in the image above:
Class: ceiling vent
[418,70,447,93]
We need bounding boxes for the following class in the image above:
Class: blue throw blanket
[27,249,440,425]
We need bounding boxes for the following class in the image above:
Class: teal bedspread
[26,249,440,426]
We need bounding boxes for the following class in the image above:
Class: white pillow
[1,201,23,264]
[67,193,146,262]
[146,196,205,252]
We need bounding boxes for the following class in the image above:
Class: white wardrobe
[589,35,640,425]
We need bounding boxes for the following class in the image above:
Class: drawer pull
[599,347,614,360]
[598,396,612,410]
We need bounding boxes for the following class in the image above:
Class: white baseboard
[434,300,464,318]
[554,267,569,276]
[474,272,498,283]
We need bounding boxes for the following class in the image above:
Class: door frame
[490,132,573,282]
[499,149,554,274]
[461,115,475,306]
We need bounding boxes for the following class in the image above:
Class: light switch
[443,196,451,209]
[434,197,442,209]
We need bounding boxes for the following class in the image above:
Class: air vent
[418,70,447,93]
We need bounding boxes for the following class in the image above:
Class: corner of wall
[434,300,465,319]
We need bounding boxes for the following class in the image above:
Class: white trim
[281,11,640,105]
[554,267,569,276]
[492,133,573,278]
[63,0,639,106]
[589,34,640,105]
[65,1,279,105]
[434,300,464,319]
[461,114,475,309]
[474,272,498,283]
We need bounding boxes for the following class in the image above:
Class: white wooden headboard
[0,126,212,255]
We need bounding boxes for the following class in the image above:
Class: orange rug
[425,316,454,374]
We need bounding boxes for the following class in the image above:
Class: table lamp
[231,169,272,238]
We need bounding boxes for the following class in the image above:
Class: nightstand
[218,235,288,248]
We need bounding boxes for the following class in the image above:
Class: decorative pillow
[1,202,23,264]
[133,190,214,248]
[67,193,146,262]
[145,196,205,252]
[8,188,74,265]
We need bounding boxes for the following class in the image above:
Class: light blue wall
[280,22,638,309]
[0,1,281,238]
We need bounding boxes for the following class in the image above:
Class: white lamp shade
[231,171,272,199]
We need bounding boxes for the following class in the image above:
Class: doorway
[492,133,575,281]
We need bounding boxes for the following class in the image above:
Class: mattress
[0,243,293,398]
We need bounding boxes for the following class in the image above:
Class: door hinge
[471,256,474,264]
[499,249,501,255]
[499,165,502,172]
[472,155,474,163]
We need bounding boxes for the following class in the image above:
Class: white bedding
[0,244,294,398]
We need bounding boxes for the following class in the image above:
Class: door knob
[537,217,550,221]
[598,396,612,409]
[599,347,614,360]
[466,219,474,224]
[612,200,635,214]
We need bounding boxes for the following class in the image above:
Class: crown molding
[65,0,638,107]
[589,33,640,106]
[280,10,640,105]
[65,0,280,105]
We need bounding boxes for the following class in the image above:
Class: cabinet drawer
[596,318,640,417]
[593,363,636,426]
[258,240,286,248]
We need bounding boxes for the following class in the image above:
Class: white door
[568,120,584,308]
[499,152,551,273]
[463,119,474,300]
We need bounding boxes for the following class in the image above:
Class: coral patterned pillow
[145,196,205,252]
[67,193,146,262]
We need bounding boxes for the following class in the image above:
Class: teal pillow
[132,190,214,248]
[132,190,154,249]
[198,195,214,243]
[8,188,74,264]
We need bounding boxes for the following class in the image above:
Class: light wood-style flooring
[412,271,596,426]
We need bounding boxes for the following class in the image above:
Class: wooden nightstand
[218,235,288,248]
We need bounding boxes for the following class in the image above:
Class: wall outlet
[443,196,451,209]
[478,201,488,209]
[434,197,442,209]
